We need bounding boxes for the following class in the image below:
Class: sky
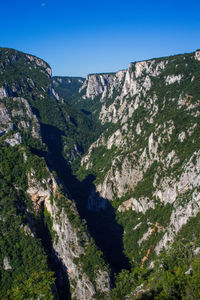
[1,0,200,77]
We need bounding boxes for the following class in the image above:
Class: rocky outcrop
[78,58,169,124]
[0,102,13,136]
[26,167,110,299]
[165,74,182,85]
[0,47,112,299]
[50,86,62,102]
[3,257,12,271]
[153,151,200,253]
[47,197,110,299]
[0,97,41,143]
[26,167,54,209]
[79,50,200,265]
[1,46,200,295]
[68,143,81,163]
[45,197,110,299]
[0,87,8,99]
[118,197,155,214]
[195,50,200,61]
[26,54,52,77]
[5,132,22,146]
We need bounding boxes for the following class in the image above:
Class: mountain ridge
[0,47,200,299]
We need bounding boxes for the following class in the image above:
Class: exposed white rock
[143,75,152,92]
[118,197,155,214]
[79,70,126,103]
[45,193,110,299]
[154,151,200,252]
[178,131,186,142]
[0,87,8,99]
[26,54,52,77]
[3,257,12,270]
[0,103,12,124]
[26,167,110,299]
[136,123,142,135]
[79,74,111,100]
[155,174,179,204]
[27,77,35,88]
[133,222,142,230]
[11,97,41,139]
[79,52,200,263]
[188,123,197,136]
[12,97,33,119]
[20,224,34,237]
[26,168,56,210]
[46,201,96,299]
[51,87,62,102]
[165,74,182,85]
[107,129,122,149]
[165,150,179,168]
[194,247,200,255]
[134,59,167,78]
[95,271,110,294]
[78,58,168,124]
[155,189,200,254]
[135,61,149,78]
[5,132,22,146]
[96,156,144,200]
[148,132,158,160]
[0,103,13,136]
[195,50,200,61]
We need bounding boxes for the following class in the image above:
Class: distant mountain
[52,76,85,103]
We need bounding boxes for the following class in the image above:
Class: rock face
[0,102,13,136]
[27,168,110,299]
[0,97,41,144]
[1,46,200,297]
[0,87,8,99]
[0,48,110,299]
[78,59,168,124]
[45,197,110,299]
[195,50,200,61]
[79,50,200,264]
[118,197,155,214]
[5,132,22,146]
[26,54,52,77]
[3,257,12,271]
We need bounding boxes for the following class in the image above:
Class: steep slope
[76,50,200,297]
[52,76,85,104]
[1,46,200,299]
[0,48,110,299]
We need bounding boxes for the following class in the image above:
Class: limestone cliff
[1,46,200,299]
[0,47,110,299]
[27,167,110,299]
[79,49,200,265]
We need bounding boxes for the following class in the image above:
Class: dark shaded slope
[52,76,85,104]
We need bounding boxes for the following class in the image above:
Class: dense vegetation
[0,47,200,299]
[0,146,54,299]
[72,51,200,298]
[0,47,110,299]
[52,76,85,103]
[112,241,200,299]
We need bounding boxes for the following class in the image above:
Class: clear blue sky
[1,0,200,77]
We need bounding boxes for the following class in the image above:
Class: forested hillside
[0,48,110,300]
[0,47,200,299]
